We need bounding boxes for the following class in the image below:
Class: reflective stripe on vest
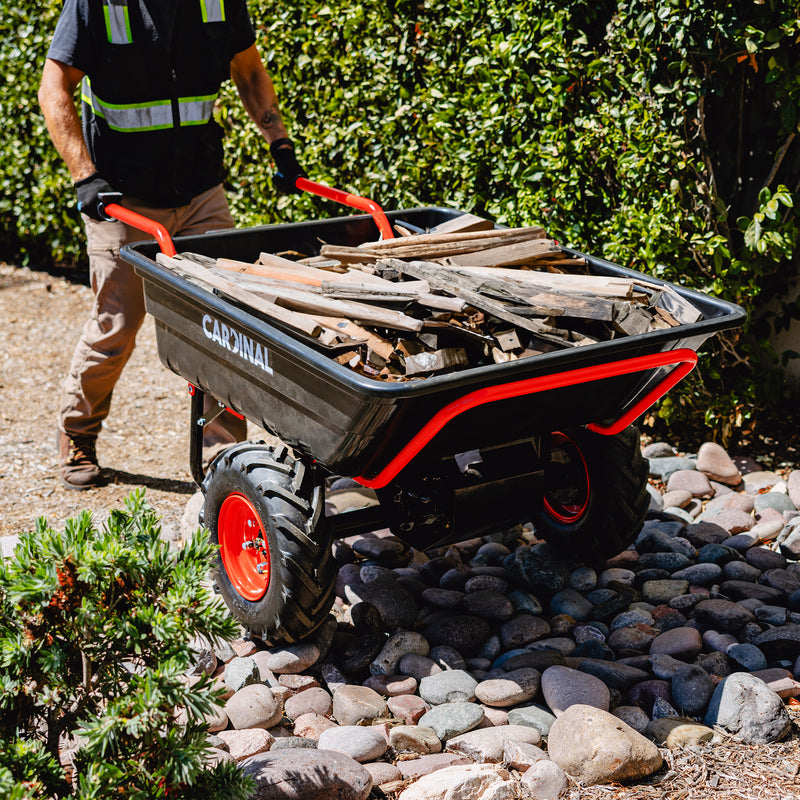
[103,0,132,44]
[82,78,218,132]
[102,0,226,44]
[200,0,226,23]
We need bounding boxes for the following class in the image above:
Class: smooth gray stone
[648,456,696,481]
[507,704,558,738]
[417,701,485,740]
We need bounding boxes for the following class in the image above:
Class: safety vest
[79,0,248,205]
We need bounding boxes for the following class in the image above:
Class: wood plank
[359,225,546,252]
[454,266,645,299]
[216,258,324,286]
[427,213,496,235]
[441,238,563,267]
[318,244,381,264]
[155,253,322,339]
[234,280,424,332]
[382,259,574,347]
[525,290,616,322]
[310,315,397,360]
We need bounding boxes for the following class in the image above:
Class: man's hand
[75,172,116,221]
[270,139,306,194]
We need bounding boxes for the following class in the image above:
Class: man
[39,0,304,489]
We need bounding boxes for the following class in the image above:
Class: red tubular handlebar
[354,349,699,489]
[296,177,394,240]
[102,203,177,256]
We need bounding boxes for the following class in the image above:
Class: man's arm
[38,58,96,182]
[229,44,290,145]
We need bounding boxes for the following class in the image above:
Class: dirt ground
[0,262,206,540]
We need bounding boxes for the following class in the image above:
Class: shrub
[1,1,798,440]
[0,491,253,799]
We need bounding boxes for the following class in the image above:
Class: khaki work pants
[59,184,247,447]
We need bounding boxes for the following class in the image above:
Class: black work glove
[75,172,117,221]
[270,138,306,194]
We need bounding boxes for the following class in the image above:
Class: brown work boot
[58,431,103,490]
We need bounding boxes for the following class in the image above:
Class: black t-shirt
[47,0,257,205]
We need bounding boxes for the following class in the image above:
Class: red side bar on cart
[296,177,394,241]
[103,203,177,256]
[355,349,698,490]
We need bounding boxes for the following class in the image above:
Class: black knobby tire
[202,442,337,643]
[533,425,649,564]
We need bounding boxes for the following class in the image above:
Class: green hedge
[2,0,799,439]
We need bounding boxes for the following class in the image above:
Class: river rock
[670,664,715,716]
[445,724,542,763]
[389,724,443,755]
[520,760,569,800]
[284,687,333,720]
[240,748,373,800]
[397,764,517,800]
[317,725,388,762]
[332,685,387,726]
[423,615,491,656]
[540,665,610,716]
[645,717,715,749]
[696,442,742,485]
[474,667,540,707]
[649,627,703,661]
[547,704,662,785]
[419,669,478,705]
[704,673,792,744]
[216,729,274,761]
[224,684,283,730]
[417,701,485,741]
[345,576,418,629]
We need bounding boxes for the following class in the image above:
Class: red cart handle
[355,349,699,490]
[296,177,394,240]
[101,200,177,257]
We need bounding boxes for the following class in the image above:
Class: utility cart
[114,187,745,643]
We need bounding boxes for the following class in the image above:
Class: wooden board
[155,254,322,339]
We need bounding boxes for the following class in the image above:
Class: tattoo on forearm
[260,107,280,132]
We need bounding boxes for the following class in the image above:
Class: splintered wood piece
[240,283,424,332]
[525,290,616,322]
[318,279,467,313]
[457,267,642,298]
[334,351,360,366]
[495,329,522,352]
[652,286,703,324]
[311,316,396,360]
[319,283,422,303]
[404,348,469,375]
[396,338,425,358]
[383,259,575,348]
[318,244,381,264]
[492,347,518,363]
[653,306,680,327]
[612,302,652,336]
[428,213,497,235]
[359,225,546,252]
[155,253,322,339]
[217,256,329,286]
[441,238,561,267]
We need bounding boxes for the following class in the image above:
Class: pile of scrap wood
[155,214,702,382]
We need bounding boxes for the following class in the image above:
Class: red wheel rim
[543,431,591,524]
[218,493,270,601]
